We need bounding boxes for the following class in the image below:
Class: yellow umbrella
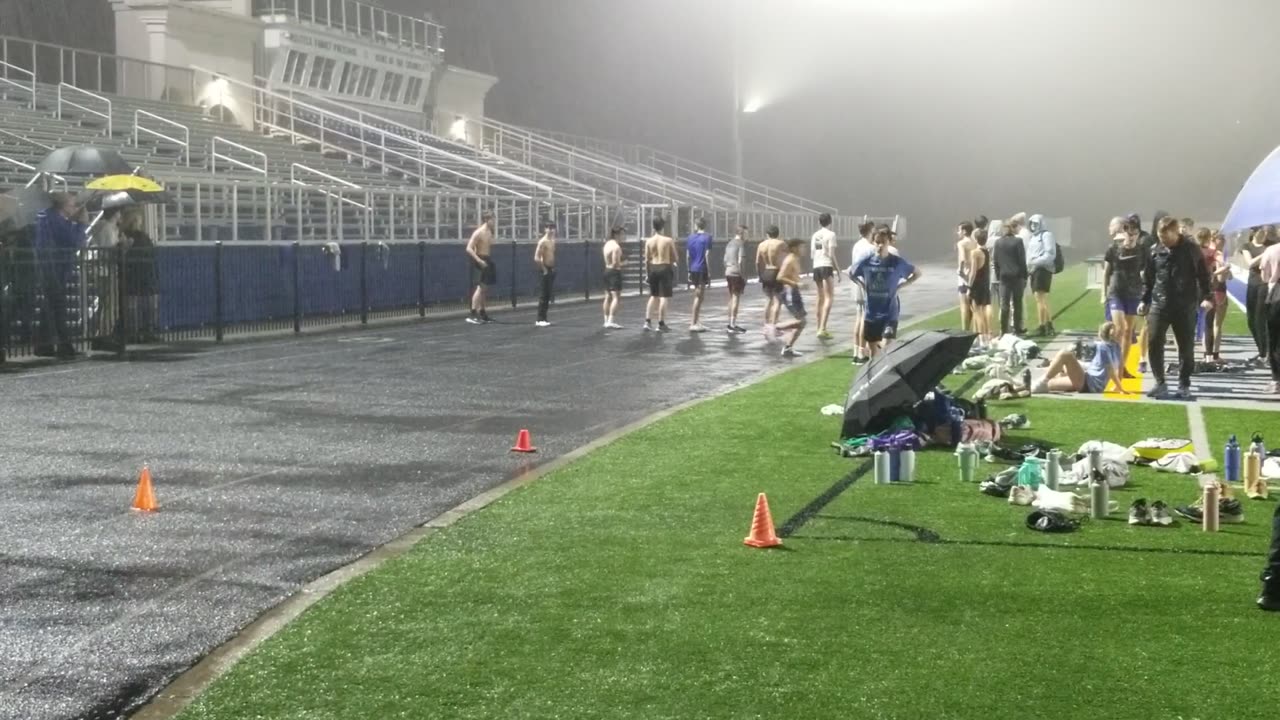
[85,175,164,192]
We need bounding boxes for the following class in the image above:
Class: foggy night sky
[397,0,1280,255]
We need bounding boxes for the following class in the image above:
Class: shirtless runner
[465,210,497,324]
[776,235,809,357]
[644,216,677,332]
[602,225,625,328]
[756,226,787,341]
[533,220,557,327]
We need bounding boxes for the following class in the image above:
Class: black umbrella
[36,145,133,176]
[841,329,977,439]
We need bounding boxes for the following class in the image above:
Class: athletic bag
[1053,245,1065,274]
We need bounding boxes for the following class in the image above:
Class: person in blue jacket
[33,192,87,358]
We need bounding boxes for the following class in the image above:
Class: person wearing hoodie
[1127,212,1156,372]
[1025,214,1058,335]
[1139,215,1213,399]
[991,220,1027,335]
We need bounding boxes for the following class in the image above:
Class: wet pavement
[0,268,956,720]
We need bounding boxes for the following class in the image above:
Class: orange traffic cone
[132,466,158,512]
[510,428,537,453]
[743,493,782,548]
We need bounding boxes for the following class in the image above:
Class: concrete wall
[166,1,260,128]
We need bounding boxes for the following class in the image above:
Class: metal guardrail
[0,59,35,110]
[57,82,112,138]
[285,86,601,203]
[0,34,197,105]
[134,110,190,166]
[251,0,445,55]
[477,117,713,208]
[0,128,53,151]
[197,69,555,200]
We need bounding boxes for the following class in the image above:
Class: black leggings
[1249,280,1270,357]
[1267,300,1280,382]
[1148,304,1196,388]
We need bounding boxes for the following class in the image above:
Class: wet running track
[0,268,955,720]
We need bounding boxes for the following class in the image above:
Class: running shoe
[465,317,483,325]
[816,330,833,340]
[1138,361,1149,373]
[1128,498,1151,526]
[781,346,803,358]
[480,312,493,324]
[658,321,670,332]
[725,324,736,334]
[1146,382,1168,399]
[1026,510,1080,533]
[1175,384,1192,400]
[1149,501,1174,527]
[536,321,551,328]
[1259,571,1280,612]
[643,321,653,332]
[733,325,748,334]
[1174,498,1244,524]
[690,323,708,333]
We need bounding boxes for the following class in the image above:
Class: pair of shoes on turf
[1173,497,1244,524]
[1026,509,1079,533]
[980,468,1019,498]
[1128,498,1173,526]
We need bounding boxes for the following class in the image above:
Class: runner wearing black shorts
[465,210,497,324]
[602,226,625,328]
[755,226,787,340]
[643,217,678,332]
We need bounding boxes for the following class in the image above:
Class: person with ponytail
[1032,322,1128,395]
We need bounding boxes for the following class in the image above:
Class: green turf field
[916,264,1250,338]
[178,350,1280,720]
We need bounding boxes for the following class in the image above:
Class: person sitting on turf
[1033,321,1129,395]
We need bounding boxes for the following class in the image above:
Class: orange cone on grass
[132,466,158,512]
[743,493,782,548]
[510,428,537,453]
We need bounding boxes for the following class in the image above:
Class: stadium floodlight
[741,97,764,114]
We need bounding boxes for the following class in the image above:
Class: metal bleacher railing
[250,0,444,56]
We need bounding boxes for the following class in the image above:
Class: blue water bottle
[1225,435,1241,483]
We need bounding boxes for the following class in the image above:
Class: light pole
[730,12,745,207]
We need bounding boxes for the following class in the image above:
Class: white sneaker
[690,323,708,333]
[465,317,482,325]
[1150,501,1174,527]
[606,321,623,329]
[781,346,803,358]
[536,321,551,327]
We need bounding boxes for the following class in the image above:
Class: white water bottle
[899,449,916,483]
[873,451,892,485]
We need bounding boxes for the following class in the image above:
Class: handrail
[290,162,369,212]
[134,109,190,166]
[251,0,445,55]
[0,59,35,109]
[290,162,360,189]
[285,86,600,202]
[260,114,528,199]
[638,145,837,214]
[476,116,711,207]
[57,82,113,138]
[214,69,550,199]
[0,156,67,189]
[0,34,197,102]
[211,136,268,177]
[0,127,53,151]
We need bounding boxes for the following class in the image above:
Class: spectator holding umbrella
[32,192,87,358]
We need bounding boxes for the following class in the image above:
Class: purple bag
[868,430,923,452]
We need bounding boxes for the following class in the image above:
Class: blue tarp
[1221,145,1280,235]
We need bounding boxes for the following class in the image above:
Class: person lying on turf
[1033,321,1129,395]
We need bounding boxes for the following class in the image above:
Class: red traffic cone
[510,428,537,453]
[743,493,782,548]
